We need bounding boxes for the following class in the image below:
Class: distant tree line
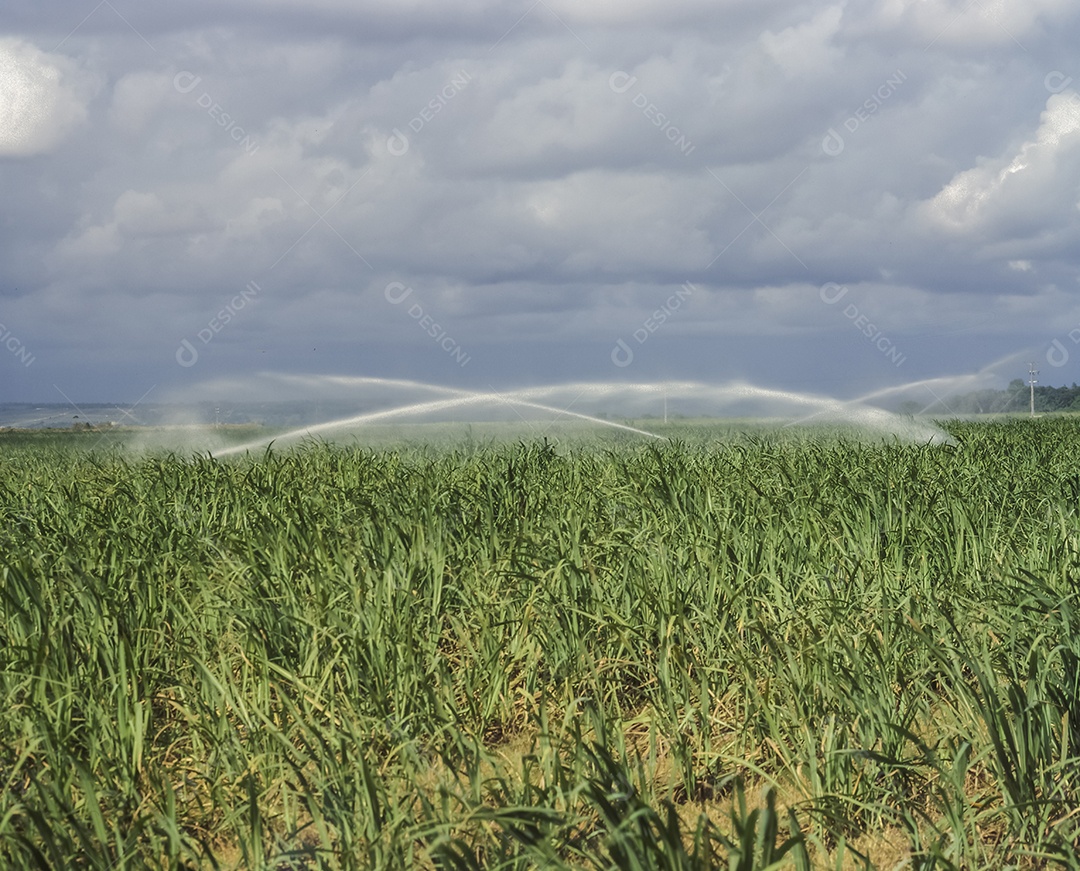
[897,380,1080,415]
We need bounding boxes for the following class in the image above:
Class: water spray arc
[209,380,670,458]
[194,374,955,458]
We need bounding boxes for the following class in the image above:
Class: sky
[3,0,1080,407]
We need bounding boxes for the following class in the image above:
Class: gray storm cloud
[3,1,1080,401]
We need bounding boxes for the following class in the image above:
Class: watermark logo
[610,282,695,367]
[822,70,907,157]
[820,282,906,367]
[0,322,35,368]
[1046,329,1080,367]
[174,71,260,154]
[609,71,696,157]
[386,70,472,157]
[1046,71,1073,94]
[1045,70,1080,115]
[384,281,470,367]
[176,281,261,367]
[822,128,845,157]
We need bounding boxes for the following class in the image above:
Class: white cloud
[0,38,92,157]
[225,197,287,239]
[56,187,217,270]
[109,70,173,134]
[853,0,1076,48]
[760,6,843,77]
[922,91,1080,232]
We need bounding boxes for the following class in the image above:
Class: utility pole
[1028,362,1038,416]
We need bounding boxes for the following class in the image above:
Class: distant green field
[0,411,954,455]
[3,418,1080,868]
